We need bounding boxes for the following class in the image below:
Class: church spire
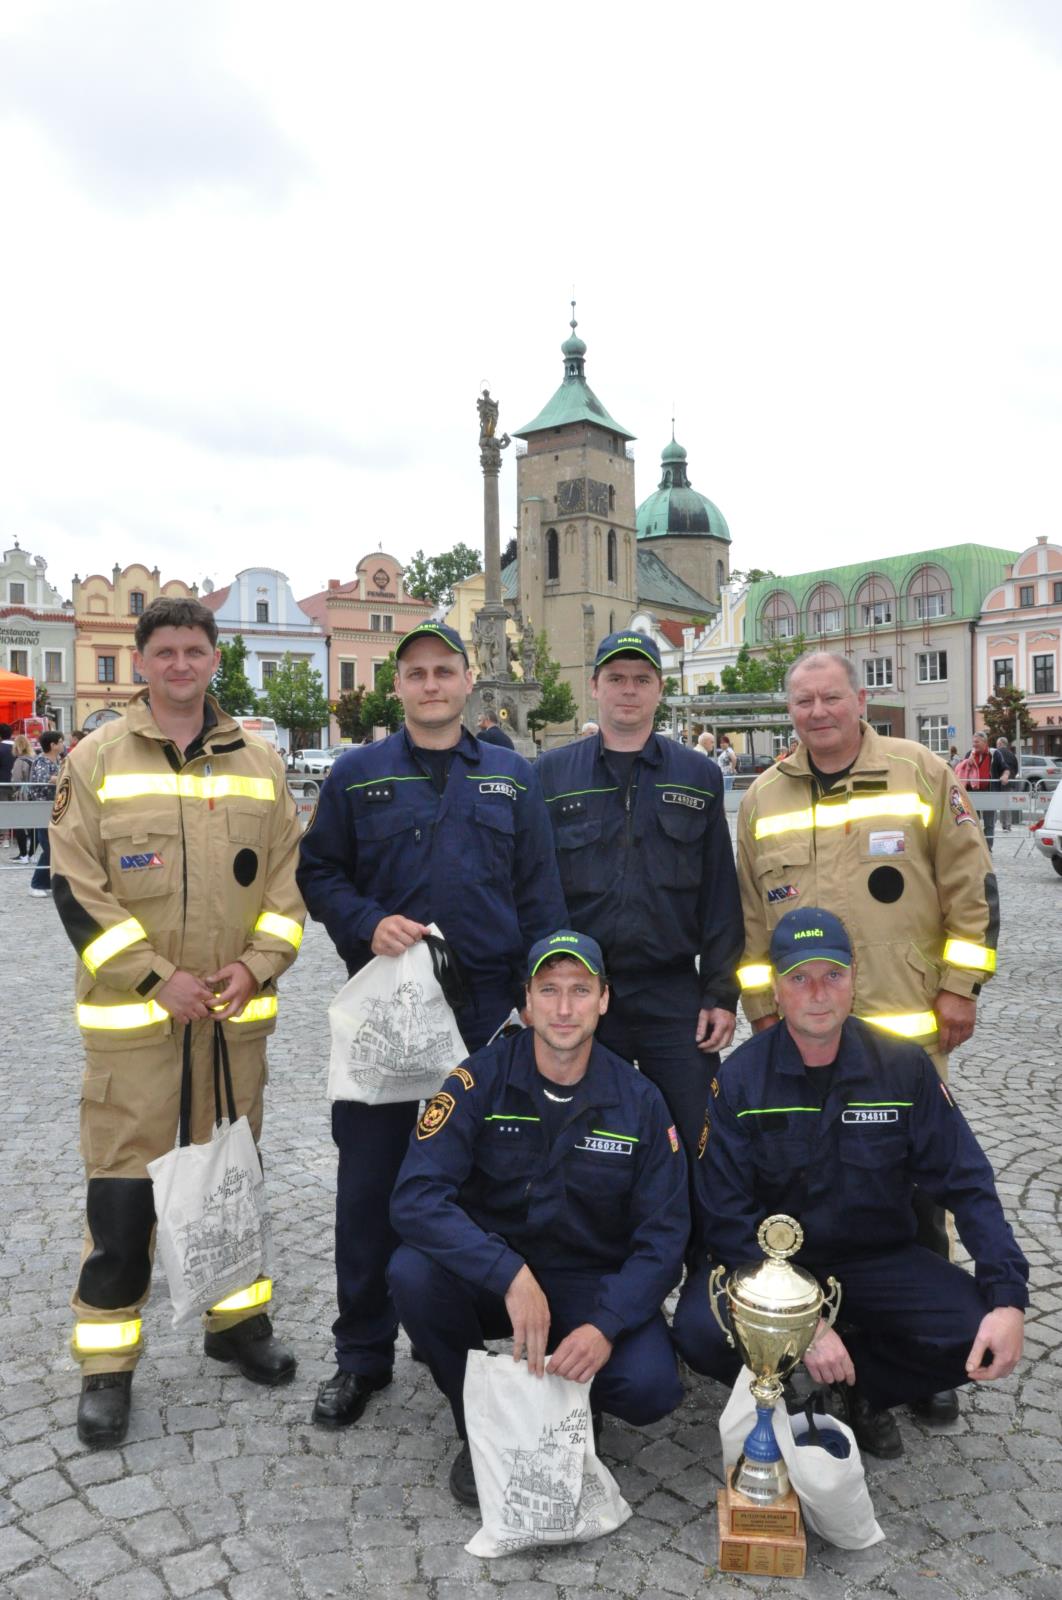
[560,299,587,380]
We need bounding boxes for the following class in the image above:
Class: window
[863,657,893,688]
[1019,586,1034,608]
[870,721,893,736]
[44,651,63,683]
[917,651,947,683]
[1054,581,1062,604]
[917,714,949,754]
[766,614,795,639]
[913,592,946,619]
[97,656,116,683]
[861,600,892,626]
[10,649,28,676]
[132,665,147,685]
[261,660,278,683]
[607,529,617,583]
[811,605,842,634]
[993,658,1014,690]
[546,528,559,582]
[370,614,394,633]
[256,601,269,623]
[1033,654,1055,695]
[339,661,356,692]
[129,590,145,616]
[9,581,25,604]
[608,485,615,511]
[717,559,725,595]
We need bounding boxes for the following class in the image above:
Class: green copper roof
[637,437,731,544]
[744,543,1020,645]
[515,315,634,441]
[637,548,718,614]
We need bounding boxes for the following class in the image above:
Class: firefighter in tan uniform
[736,650,998,1426]
[49,598,305,1447]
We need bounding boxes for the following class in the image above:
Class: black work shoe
[311,1367,392,1428]
[845,1389,904,1459]
[911,1388,960,1424]
[449,1441,479,1508]
[77,1371,132,1448]
[203,1313,296,1386]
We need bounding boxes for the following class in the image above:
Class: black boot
[77,1371,132,1448]
[449,1441,479,1508]
[911,1388,959,1424]
[842,1387,904,1459]
[312,1368,392,1427]
[203,1313,296,1386]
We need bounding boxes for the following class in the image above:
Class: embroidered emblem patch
[841,1108,899,1124]
[448,1066,475,1092]
[869,830,905,855]
[120,853,165,871]
[697,1114,709,1159]
[574,1135,633,1156]
[416,1092,456,1140]
[479,781,517,800]
[766,884,799,904]
[710,1076,720,1098]
[51,773,71,825]
[949,786,976,826]
[661,790,706,810]
[667,1124,680,1153]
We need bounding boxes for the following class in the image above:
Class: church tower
[514,311,638,723]
[636,433,731,604]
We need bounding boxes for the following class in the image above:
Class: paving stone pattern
[0,832,1059,1598]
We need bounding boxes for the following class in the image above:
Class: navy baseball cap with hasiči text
[593,630,662,671]
[527,930,605,981]
[395,620,469,663]
[769,907,852,976]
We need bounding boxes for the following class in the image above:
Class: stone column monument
[467,388,541,754]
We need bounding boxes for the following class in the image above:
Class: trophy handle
[707,1265,735,1348]
[820,1275,843,1332]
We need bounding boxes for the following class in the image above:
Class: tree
[730,567,777,585]
[360,653,404,732]
[404,543,482,608]
[211,635,258,715]
[981,686,1035,746]
[501,536,517,570]
[526,631,578,740]
[655,676,680,730]
[259,655,330,744]
[764,631,807,689]
[334,687,369,741]
[720,645,776,694]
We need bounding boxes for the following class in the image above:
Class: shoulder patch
[448,1066,475,1092]
[948,786,976,826]
[698,1113,709,1159]
[51,773,71,825]
[710,1076,720,1098]
[417,1091,456,1140]
[667,1124,680,1153]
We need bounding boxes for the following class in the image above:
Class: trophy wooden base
[717,1470,806,1577]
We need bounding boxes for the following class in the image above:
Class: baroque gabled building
[0,542,75,730]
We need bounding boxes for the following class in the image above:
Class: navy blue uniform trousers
[389,1243,684,1438]
[331,986,516,1376]
[672,1246,987,1411]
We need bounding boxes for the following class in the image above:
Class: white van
[1032,786,1062,877]
[234,715,281,750]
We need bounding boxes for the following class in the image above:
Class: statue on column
[520,618,537,682]
[472,612,502,680]
[477,388,510,468]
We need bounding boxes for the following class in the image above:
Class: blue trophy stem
[743,1403,783,1464]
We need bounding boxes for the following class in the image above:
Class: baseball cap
[395,620,469,663]
[593,630,662,671]
[527,930,605,981]
[769,907,852,976]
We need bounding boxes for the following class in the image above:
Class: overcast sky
[2,0,1060,606]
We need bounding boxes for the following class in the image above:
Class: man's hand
[505,1265,550,1377]
[802,1322,856,1387]
[156,970,217,1024]
[751,1014,780,1034]
[547,1324,613,1385]
[371,915,430,958]
[697,1007,736,1054]
[934,990,977,1053]
[205,961,258,1021]
[966,1306,1024,1382]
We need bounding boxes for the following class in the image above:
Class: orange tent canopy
[0,668,36,725]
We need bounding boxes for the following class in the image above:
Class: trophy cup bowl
[710,1215,841,1506]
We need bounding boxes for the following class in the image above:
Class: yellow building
[74,563,198,729]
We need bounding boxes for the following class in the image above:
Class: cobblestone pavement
[0,831,1060,1599]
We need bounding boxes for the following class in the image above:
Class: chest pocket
[552,816,608,899]
[838,1129,908,1210]
[656,801,708,887]
[473,801,515,872]
[355,804,421,882]
[228,807,265,845]
[753,835,813,923]
[100,810,181,900]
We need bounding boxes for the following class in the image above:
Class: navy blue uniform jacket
[390,1028,690,1343]
[296,726,566,986]
[705,1017,1029,1311]
[537,732,743,1008]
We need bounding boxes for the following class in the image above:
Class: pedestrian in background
[476,708,515,749]
[10,734,35,862]
[994,736,1018,832]
[27,730,64,896]
[961,731,995,851]
[716,734,736,793]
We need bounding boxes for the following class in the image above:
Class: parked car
[1031,784,1062,876]
[293,744,349,777]
[1019,753,1061,782]
[735,753,776,775]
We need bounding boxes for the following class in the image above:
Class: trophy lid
[727,1215,824,1314]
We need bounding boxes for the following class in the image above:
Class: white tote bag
[462,1349,632,1558]
[327,925,469,1105]
[148,1026,272,1329]
[719,1366,884,1549]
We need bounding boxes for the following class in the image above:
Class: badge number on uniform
[841,1108,899,1124]
[661,790,705,811]
[479,781,516,800]
[574,1134,633,1156]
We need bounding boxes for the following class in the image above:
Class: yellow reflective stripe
[73,1318,142,1352]
[942,938,997,974]
[861,1011,938,1038]
[81,917,148,976]
[77,1000,169,1030]
[254,911,303,950]
[210,1279,273,1314]
[229,995,278,1024]
[96,773,275,803]
[738,963,773,990]
[753,793,932,840]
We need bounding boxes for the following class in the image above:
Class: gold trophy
[709,1214,841,1576]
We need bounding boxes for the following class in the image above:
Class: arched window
[546,528,559,582]
[607,529,617,583]
[760,590,797,641]
[855,576,896,629]
[716,559,725,596]
[608,485,615,511]
[906,564,951,622]
[805,582,844,635]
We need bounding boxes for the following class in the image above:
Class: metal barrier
[286,777,320,831]
[722,776,1058,820]
[0,782,53,828]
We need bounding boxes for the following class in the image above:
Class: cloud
[0,0,307,208]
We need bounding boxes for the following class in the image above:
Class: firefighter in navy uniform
[388,932,689,1507]
[49,598,305,1447]
[673,908,1027,1460]
[296,621,566,1430]
[536,631,743,1241]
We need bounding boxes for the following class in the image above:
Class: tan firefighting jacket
[50,693,305,1044]
[735,725,997,1046]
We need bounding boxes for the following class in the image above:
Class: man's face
[788,658,866,766]
[133,626,220,713]
[591,657,661,740]
[974,735,988,755]
[775,959,854,1045]
[525,958,608,1054]
[395,637,472,733]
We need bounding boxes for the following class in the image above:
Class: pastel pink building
[976,536,1062,756]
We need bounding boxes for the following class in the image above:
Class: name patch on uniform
[869,830,905,855]
[575,1135,634,1156]
[363,784,394,803]
[479,781,517,800]
[841,1108,899,1124]
[661,790,706,811]
[448,1066,475,1092]
[767,884,799,904]
[120,853,164,871]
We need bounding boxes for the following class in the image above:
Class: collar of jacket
[125,691,236,748]
[778,722,889,781]
[505,1024,623,1113]
[768,1015,876,1086]
[400,722,483,768]
[593,729,663,771]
